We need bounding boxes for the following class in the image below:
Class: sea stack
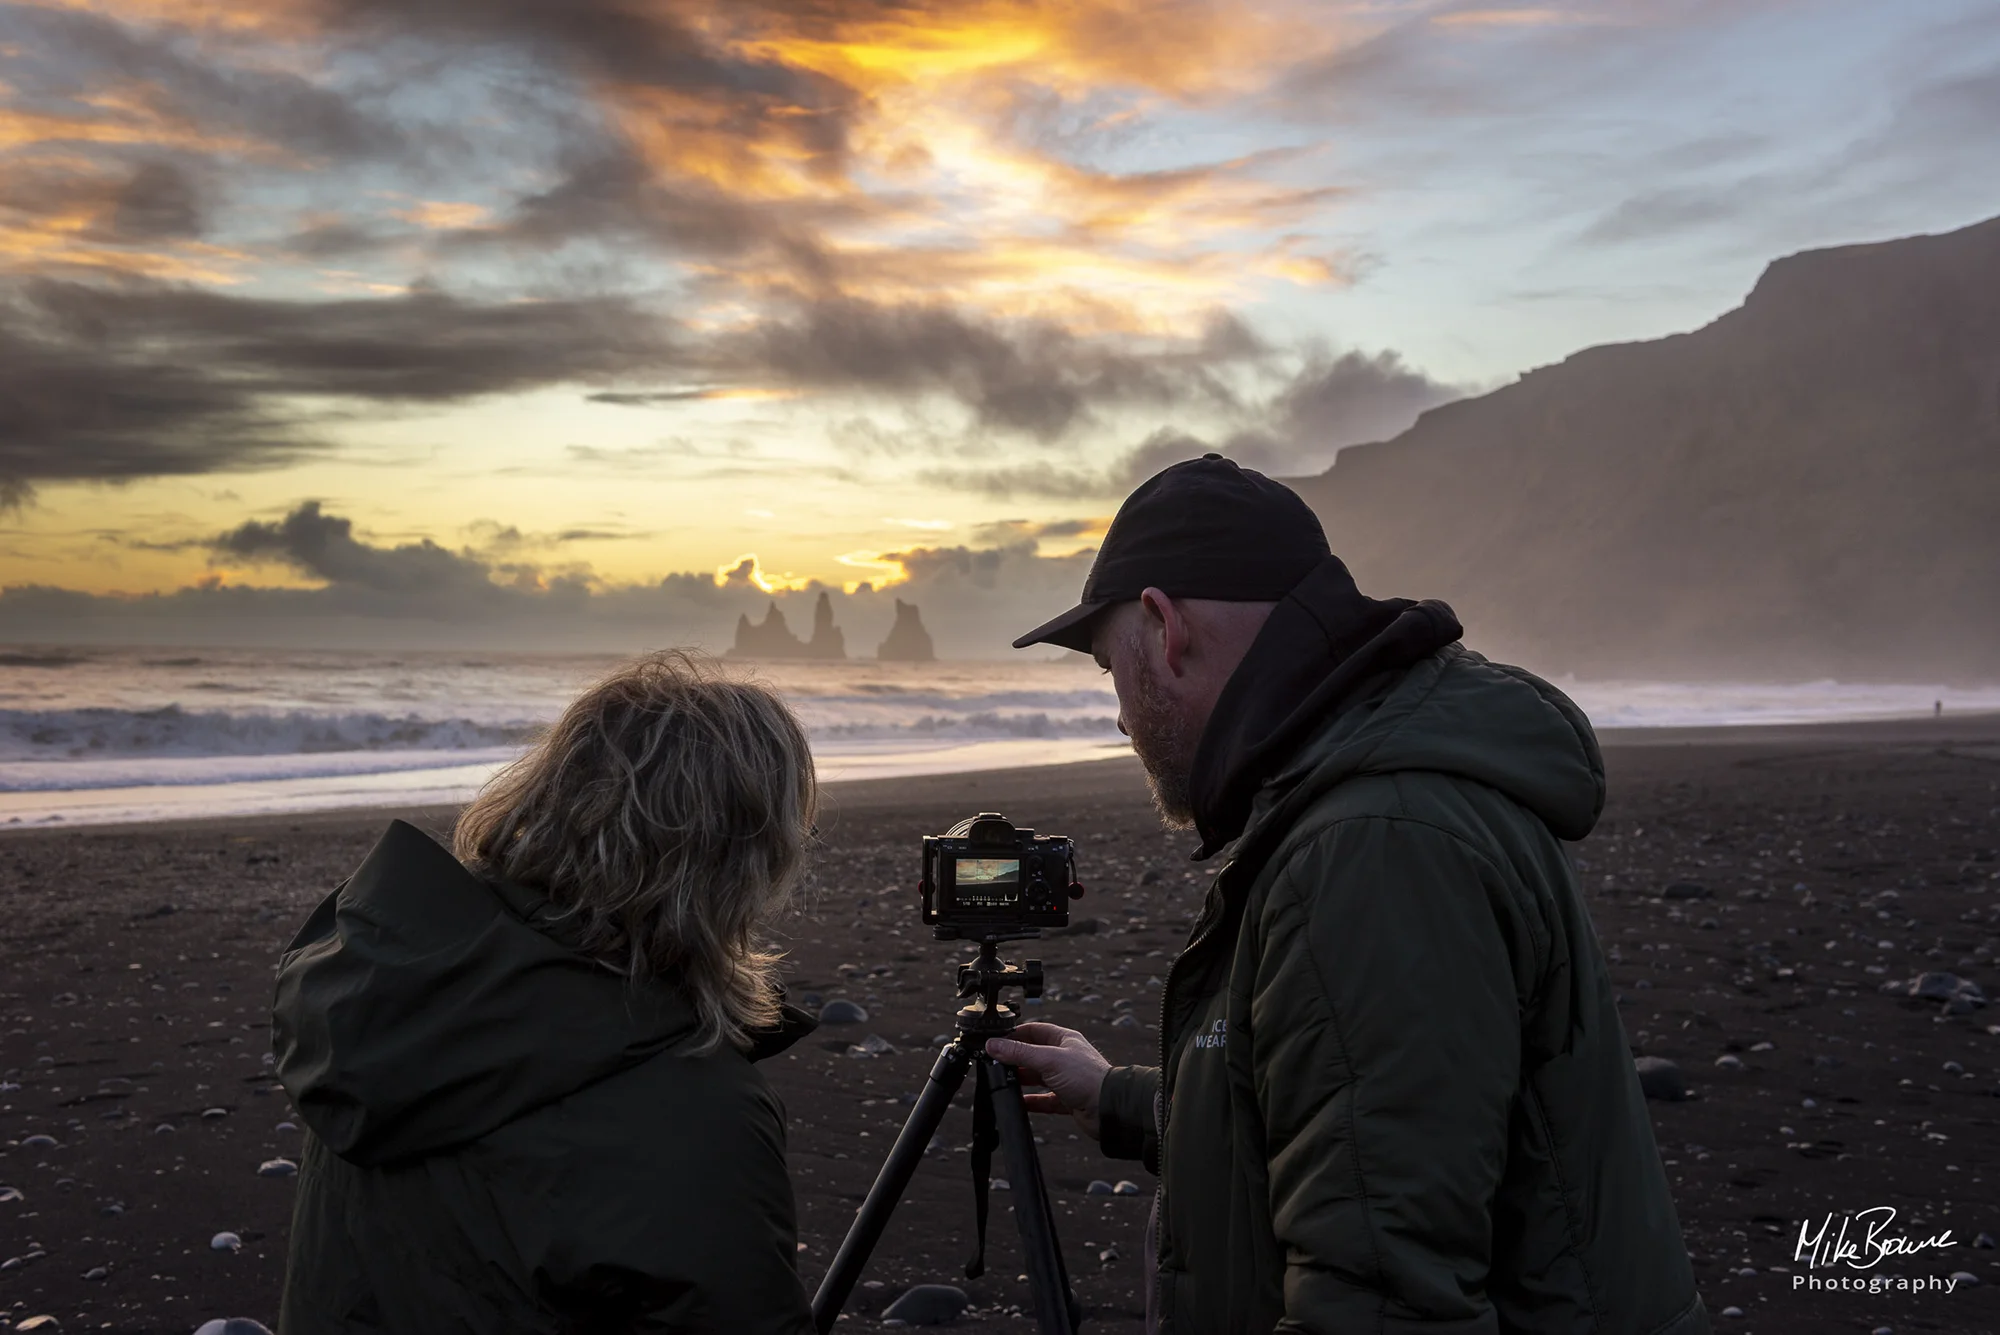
[805,591,847,660]
[876,600,935,662]
[730,601,806,658]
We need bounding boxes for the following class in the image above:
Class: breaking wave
[0,706,543,763]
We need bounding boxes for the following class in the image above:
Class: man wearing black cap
[986,456,1708,1335]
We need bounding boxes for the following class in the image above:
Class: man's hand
[983,1023,1112,1140]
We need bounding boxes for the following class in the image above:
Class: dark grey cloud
[280,220,397,260]
[1272,349,1464,451]
[0,278,677,502]
[916,347,1465,498]
[310,0,858,171]
[213,502,498,599]
[7,4,399,161]
[1575,185,1750,248]
[0,156,210,246]
[446,143,806,262]
[739,298,1256,438]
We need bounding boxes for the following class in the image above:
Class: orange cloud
[715,552,818,593]
[394,199,490,230]
[726,0,1313,101]
[1432,8,1603,29]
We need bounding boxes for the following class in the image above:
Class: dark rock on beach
[883,1282,971,1325]
[1634,1057,1689,1102]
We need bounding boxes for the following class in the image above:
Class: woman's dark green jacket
[271,820,816,1334]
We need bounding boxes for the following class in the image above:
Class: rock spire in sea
[806,591,846,660]
[876,599,935,662]
[729,592,849,660]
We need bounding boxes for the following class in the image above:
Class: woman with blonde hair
[273,651,819,1334]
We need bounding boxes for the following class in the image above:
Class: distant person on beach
[993,456,1709,1335]
[270,652,818,1334]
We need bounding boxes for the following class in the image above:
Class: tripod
[811,932,1081,1334]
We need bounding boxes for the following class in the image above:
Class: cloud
[0,277,677,501]
[0,157,210,246]
[731,297,1263,437]
[212,501,498,599]
[1,498,1102,654]
[4,4,399,160]
[915,345,1466,497]
[1272,348,1466,449]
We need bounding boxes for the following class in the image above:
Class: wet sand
[3,715,1999,1333]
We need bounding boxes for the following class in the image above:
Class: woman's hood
[270,820,814,1166]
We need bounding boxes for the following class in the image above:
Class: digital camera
[920,812,1082,939]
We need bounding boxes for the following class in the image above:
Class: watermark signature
[1791,1207,1967,1293]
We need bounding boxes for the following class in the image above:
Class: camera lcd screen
[952,857,1021,908]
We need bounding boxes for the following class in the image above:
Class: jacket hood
[1230,643,1607,867]
[1189,554,1464,856]
[271,820,815,1166]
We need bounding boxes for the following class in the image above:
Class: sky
[2,0,1998,655]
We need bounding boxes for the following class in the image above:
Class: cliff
[1285,214,2000,679]
[876,599,936,662]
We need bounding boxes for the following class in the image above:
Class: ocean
[3,646,1996,828]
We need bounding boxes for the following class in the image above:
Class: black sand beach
[5,716,2000,1333]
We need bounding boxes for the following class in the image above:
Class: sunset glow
[2,0,1996,654]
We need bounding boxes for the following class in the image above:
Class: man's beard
[1125,656,1197,829]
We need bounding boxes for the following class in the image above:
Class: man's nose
[1116,713,1129,737]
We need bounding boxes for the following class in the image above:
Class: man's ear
[1139,587,1190,677]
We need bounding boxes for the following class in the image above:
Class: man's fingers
[1006,1021,1081,1047]
[1019,1091,1067,1115]
[984,1037,1029,1065]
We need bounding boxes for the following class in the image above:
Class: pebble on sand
[20,1134,59,1150]
[1950,1271,1980,1286]
[1713,1054,1744,1070]
[1879,972,1986,1014]
[257,1158,299,1178]
[0,1185,22,1202]
[817,999,869,1024]
[1113,1180,1143,1195]
[882,1283,971,1326]
[194,1321,276,1335]
[1086,1179,1115,1195]
[211,1232,243,1252]
[845,1034,895,1058]
[15,1317,61,1332]
[1633,1057,1688,1102]
[1719,1306,1744,1318]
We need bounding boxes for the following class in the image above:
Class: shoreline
[5,710,1997,842]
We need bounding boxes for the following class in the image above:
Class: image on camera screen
[953,857,1021,907]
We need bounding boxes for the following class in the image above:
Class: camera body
[921,812,1081,939]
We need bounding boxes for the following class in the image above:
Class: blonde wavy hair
[455,650,816,1054]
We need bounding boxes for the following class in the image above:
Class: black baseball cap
[1011,453,1330,653]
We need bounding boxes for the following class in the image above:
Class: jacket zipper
[1150,859,1233,1305]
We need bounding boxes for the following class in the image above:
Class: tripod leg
[811,1041,972,1333]
[983,1055,1079,1335]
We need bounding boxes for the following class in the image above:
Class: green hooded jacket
[1096,644,1710,1335]
[270,820,817,1335]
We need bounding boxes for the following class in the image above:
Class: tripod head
[954,931,1045,1040]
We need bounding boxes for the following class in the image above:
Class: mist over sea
[4,646,1997,828]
